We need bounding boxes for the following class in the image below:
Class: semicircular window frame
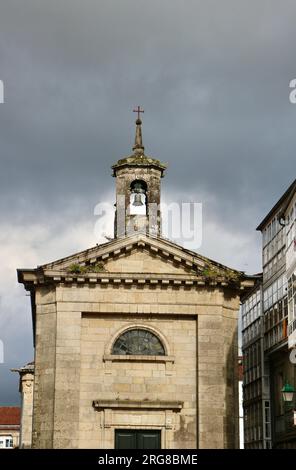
[112,328,165,356]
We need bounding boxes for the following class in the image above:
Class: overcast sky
[1,0,296,404]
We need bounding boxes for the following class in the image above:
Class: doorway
[115,429,161,449]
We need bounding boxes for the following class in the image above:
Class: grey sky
[0,0,296,403]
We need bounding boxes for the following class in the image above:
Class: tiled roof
[0,407,21,425]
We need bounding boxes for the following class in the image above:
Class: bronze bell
[133,193,143,206]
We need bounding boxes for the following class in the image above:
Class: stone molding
[92,399,183,410]
[103,354,175,363]
[18,233,254,291]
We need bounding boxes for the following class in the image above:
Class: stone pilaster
[32,286,57,448]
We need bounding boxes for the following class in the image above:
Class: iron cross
[133,106,144,120]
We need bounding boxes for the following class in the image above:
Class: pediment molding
[18,234,255,291]
[41,234,206,272]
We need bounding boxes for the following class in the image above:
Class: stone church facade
[17,116,254,449]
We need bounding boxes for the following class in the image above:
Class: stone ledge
[103,354,175,363]
[92,399,183,410]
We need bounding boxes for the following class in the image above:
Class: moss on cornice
[201,264,243,283]
[112,154,167,171]
[67,262,106,274]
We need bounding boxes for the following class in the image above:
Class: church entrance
[115,429,161,449]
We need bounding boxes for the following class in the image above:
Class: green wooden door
[115,429,161,449]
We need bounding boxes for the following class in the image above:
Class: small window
[0,436,13,448]
[5,438,13,448]
[112,329,165,356]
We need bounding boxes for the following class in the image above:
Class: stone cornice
[103,354,175,363]
[17,233,256,292]
[92,399,183,410]
[112,155,167,177]
[0,425,20,430]
[18,269,251,291]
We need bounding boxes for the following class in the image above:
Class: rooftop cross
[132,106,145,154]
[133,106,144,121]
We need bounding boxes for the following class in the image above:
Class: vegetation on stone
[68,262,106,274]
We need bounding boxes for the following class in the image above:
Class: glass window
[5,438,13,448]
[112,329,165,356]
[0,436,13,448]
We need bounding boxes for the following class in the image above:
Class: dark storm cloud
[0,0,296,402]
[1,0,295,220]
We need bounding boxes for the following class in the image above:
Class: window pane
[112,329,165,356]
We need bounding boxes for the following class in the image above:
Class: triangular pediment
[40,234,203,274]
[35,233,242,282]
[18,233,255,291]
[102,249,192,275]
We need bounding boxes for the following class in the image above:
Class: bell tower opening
[112,109,167,238]
[130,180,147,215]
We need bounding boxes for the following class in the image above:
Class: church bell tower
[112,108,167,238]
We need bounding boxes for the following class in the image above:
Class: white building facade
[286,191,296,350]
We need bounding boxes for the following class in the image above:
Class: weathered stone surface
[16,126,250,448]
[20,239,242,449]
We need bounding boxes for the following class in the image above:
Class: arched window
[112,329,165,356]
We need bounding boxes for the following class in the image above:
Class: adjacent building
[286,188,296,350]
[0,407,20,449]
[238,355,244,448]
[241,278,272,449]
[242,178,296,449]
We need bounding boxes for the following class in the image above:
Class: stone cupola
[112,111,167,238]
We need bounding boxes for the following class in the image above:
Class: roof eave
[256,178,296,231]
